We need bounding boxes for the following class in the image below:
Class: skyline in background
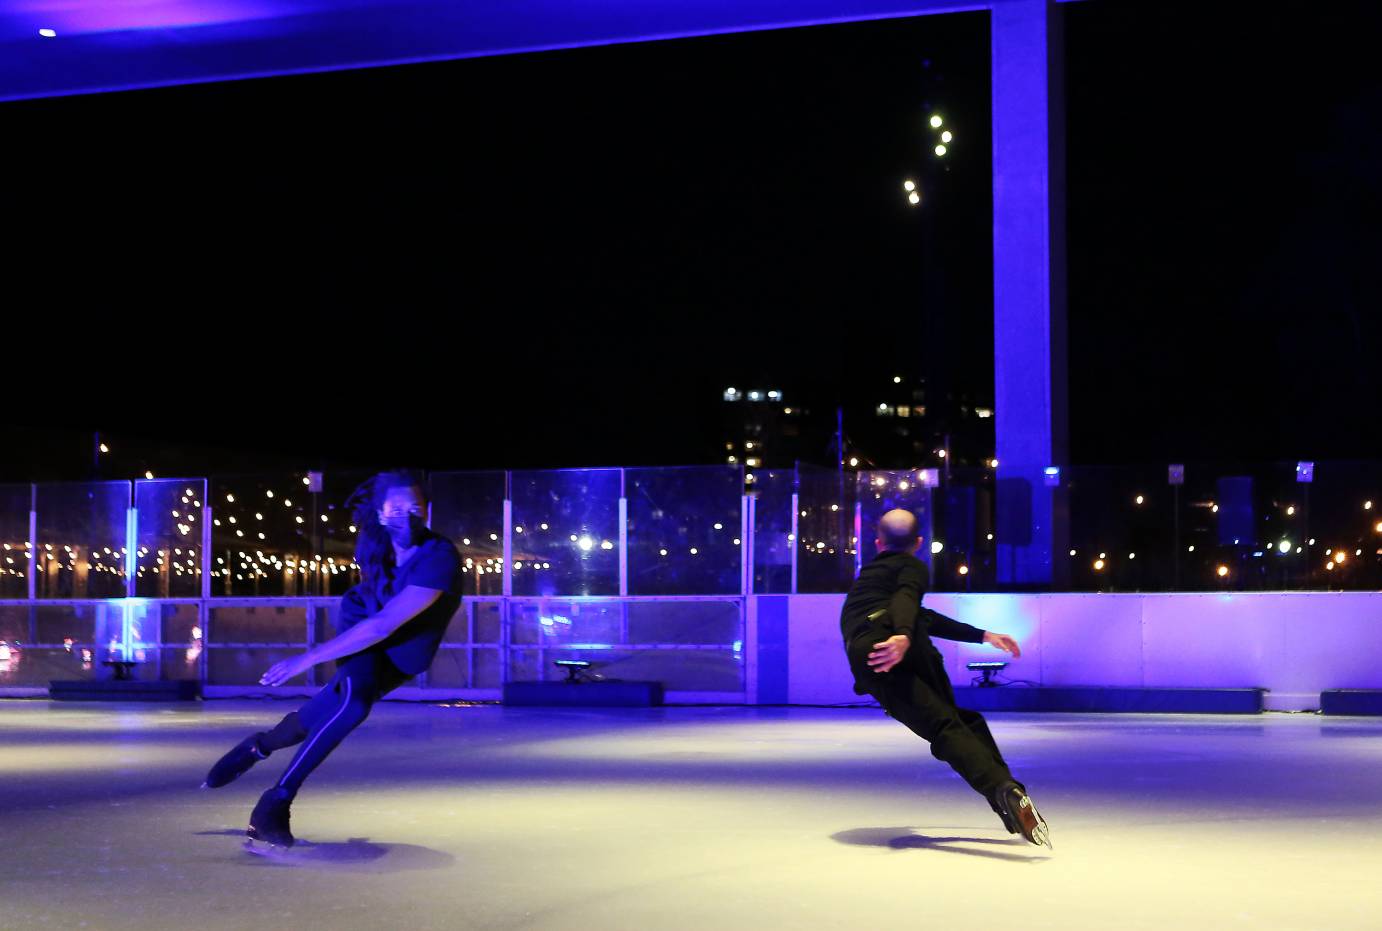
[6,0,1380,479]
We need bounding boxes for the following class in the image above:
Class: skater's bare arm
[311,585,441,659]
[259,586,442,685]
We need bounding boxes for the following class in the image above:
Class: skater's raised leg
[203,711,308,789]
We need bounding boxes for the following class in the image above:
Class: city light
[1135,495,1145,505]
[931,541,944,554]
[902,181,915,193]
[908,191,920,205]
[1286,505,1295,516]
[99,443,109,453]
[1093,559,1105,571]
[930,115,943,128]
[1278,540,1291,553]
[935,144,947,156]
[958,565,969,576]
[1217,565,1229,577]
[941,130,953,143]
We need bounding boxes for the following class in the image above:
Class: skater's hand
[867,634,910,673]
[983,631,1022,658]
[260,653,313,687]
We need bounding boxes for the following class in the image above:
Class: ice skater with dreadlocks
[841,508,1052,848]
[202,469,464,851]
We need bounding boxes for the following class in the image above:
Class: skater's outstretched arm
[921,607,986,643]
[259,585,443,686]
[922,607,1023,657]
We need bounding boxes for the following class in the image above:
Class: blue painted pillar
[991,0,1068,587]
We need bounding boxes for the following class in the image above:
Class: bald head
[876,509,920,553]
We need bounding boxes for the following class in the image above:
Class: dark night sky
[6,0,1380,479]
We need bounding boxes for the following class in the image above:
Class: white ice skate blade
[243,837,306,859]
[1018,797,1054,850]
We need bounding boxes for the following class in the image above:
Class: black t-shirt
[338,531,464,676]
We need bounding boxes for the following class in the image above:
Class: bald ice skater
[840,508,1051,847]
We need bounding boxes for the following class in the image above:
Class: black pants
[258,649,410,796]
[846,627,1016,803]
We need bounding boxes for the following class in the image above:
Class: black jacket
[839,549,985,645]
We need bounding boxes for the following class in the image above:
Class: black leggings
[847,630,1016,803]
[256,650,410,797]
